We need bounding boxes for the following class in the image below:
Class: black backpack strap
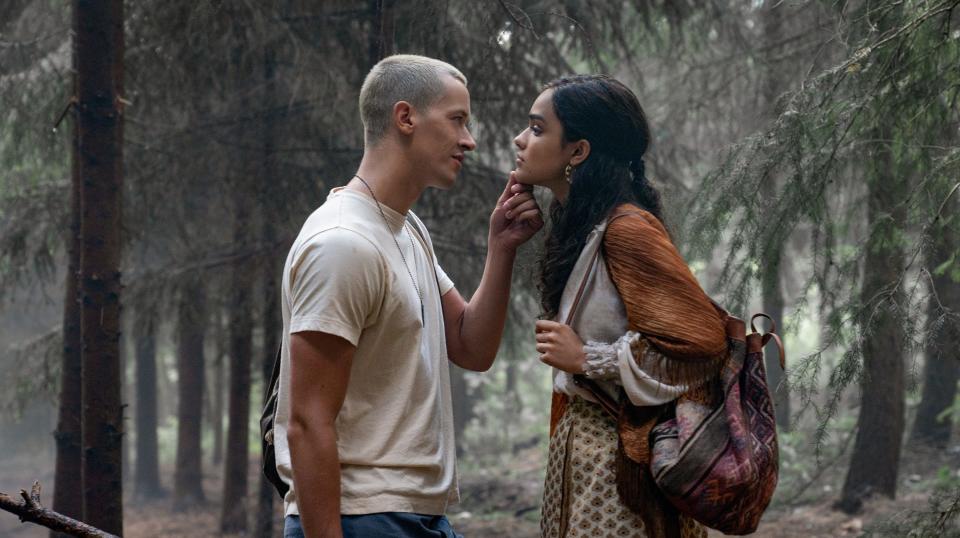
[264,344,282,403]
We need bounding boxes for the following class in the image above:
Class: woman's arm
[602,207,728,381]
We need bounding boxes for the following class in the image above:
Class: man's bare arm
[442,175,542,372]
[287,331,354,538]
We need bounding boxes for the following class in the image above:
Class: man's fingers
[535,332,551,343]
[514,209,542,225]
[505,198,538,217]
[502,191,534,212]
[497,174,518,205]
[536,342,550,354]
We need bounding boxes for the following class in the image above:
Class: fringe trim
[616,434,681,538]
[631,335,726,388]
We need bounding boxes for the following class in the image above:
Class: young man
[274,55,543,538]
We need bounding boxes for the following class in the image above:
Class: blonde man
[274,55,543,538]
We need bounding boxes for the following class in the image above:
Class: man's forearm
[288,423,342,538]
[456,243,517,370]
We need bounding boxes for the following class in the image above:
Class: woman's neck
[547,179,570,204]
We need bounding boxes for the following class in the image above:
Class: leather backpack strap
[566,211,639,419]
[751,313,785,369]
[564,246,601,326]
[564,210,638,325]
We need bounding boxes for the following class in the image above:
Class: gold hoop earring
[564,164,573,183]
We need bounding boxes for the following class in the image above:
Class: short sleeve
[435,262,454,296]
[288,228,386,346]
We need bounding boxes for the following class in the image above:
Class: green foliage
[772,414,858,507]
[936,388,960,426]
[863,487,960,537]
[682,0,960,441]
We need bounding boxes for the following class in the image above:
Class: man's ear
[569,139,591,167]
[394,101,415,136]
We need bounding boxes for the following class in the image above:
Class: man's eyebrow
[529,114,545,121]
[450,108,470,117]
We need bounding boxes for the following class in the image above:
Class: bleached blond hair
[359,54,467,146]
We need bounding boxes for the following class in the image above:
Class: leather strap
[565,211,637,419]
[574,375,620,418]
[563,246,601,326]
[564,210,637,326]
[750,313,786,370]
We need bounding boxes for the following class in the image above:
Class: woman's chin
[512,170,539,187]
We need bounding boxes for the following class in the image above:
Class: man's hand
[489,171,543,252]
[535,320,587,374]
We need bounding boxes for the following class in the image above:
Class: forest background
[1,0,959,536]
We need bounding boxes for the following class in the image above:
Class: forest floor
[1,442,958,537]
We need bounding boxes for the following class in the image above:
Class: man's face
[411,76,477,189]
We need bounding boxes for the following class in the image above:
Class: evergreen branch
[782,424,857,506]
[889,182,960,297]
[496,1,539,38]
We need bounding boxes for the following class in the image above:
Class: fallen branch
[0,481,118,538]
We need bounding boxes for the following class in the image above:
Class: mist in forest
[2,1,959,536]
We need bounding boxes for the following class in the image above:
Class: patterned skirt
[540,396,706,538]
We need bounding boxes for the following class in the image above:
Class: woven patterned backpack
[647,312,784,535]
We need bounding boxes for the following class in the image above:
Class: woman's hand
[535,320,586,374]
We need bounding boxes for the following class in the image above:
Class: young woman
[503,75,729,537]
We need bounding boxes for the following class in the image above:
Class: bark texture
[173,277,207,509]
[839,122,907,512]
[133,307,163,499]
[76,0,125,532]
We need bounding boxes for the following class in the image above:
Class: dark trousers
[284,513,463,538]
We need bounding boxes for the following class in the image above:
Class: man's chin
[429,173,457,190]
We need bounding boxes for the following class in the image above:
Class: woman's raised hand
[535,320,587,374]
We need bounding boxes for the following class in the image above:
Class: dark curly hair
[538,75,664,319]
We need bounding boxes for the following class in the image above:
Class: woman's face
[512,89,573,193]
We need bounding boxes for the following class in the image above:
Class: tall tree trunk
[51,29,83,534]
[211,314,225,467]
[368,0,396,69]
[760,1,790,432]
[219,47,256,523]
[173,277,207,509]
[255,42,280,538]
[910,192,960,447]
[76,0,125,533]
[133,306,163,499]
[838,122,907,512]
[219,213,254,534]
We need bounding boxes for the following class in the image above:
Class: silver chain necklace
[353,175,425,327]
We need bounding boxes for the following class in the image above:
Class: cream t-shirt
[274,187,458,516]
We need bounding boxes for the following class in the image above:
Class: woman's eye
[531,125,542,135]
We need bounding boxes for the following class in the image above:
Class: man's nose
[461,131,477,151]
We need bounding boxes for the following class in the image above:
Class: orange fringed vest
[549,204,727,433]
